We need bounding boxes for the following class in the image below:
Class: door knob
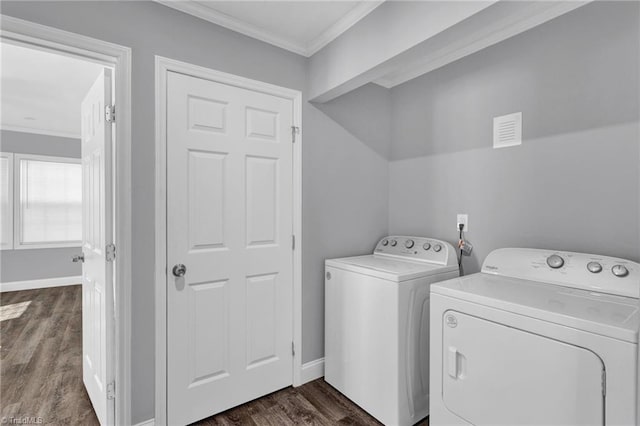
[172,264,187,277]
[72,254,85,263]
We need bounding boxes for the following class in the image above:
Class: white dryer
[325,236,459,426]
[430,248,639,426]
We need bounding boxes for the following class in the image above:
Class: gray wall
[303,104,389,360]
[0,130,82,282]
[388,1,640,272]
[302,85,391,360]
[314,83,392,159]
[0,2,389,422]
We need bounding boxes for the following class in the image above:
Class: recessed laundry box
[325,236,459,426]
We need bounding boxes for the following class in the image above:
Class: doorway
[0,41,110,425]
[155,57,303,425]
[0,15,132,426]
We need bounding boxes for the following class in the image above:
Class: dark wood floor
[192,379,429,426]
[1,285,99,425]
[1,286,429,426]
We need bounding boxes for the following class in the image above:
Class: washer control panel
[375,236,456,266]
[482,248,640,298]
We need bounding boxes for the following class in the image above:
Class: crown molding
[306,1,384,56]
[0,124,80,139]
[155,0,383,57]
[156,0,308,55]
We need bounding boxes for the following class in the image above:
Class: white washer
[430,248,639,426]
[325,236,459,426]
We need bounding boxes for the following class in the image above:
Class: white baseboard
[300,357,325,385]
[133,419,155,426]
[0,276,82,292]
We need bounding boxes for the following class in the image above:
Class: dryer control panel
[374,236,457,266]
[482,248,640,298]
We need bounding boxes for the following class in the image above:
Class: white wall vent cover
[493,112,522,149]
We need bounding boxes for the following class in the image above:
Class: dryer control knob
[587,262,602,273]
[547,254,564,269]
[405,239,415,249]
[433,244,442,252]
[612,264,629,278]
[390,239,397,247]
[382,239,389,246]
[423,243,431,251]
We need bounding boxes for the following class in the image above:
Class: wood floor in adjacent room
[1,285,429,426]
[0,285,99,425]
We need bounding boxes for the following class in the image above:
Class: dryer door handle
[448,346,459,378]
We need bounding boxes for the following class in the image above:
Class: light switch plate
[457,214,468,232]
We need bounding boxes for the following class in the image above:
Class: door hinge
[106,243,116,262]
[292,235,296,250]
[601,369,606,397]
[291,126,300,143]
[105,105,115,123]
[292,341,295,357]
[107,381,116,400]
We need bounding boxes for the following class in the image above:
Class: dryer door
[442,310,604,426]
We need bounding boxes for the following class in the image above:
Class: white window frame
[0,152,14,250]
[13,153,82,250]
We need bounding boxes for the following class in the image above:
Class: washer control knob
[546,254,564,269]
[587,262,602,274]
[390,239,397,247]
[405,239,415,249]
[612,264,629,278]
[381,239,389,246]
[433,244,442,252]
[423,243,431,251]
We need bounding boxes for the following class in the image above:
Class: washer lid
[432,273,639,343]
[326,255,457,282]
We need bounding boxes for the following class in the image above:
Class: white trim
[13,242,81,250]
[306,1,383,56]
[13,153,79,163]
[0,124,80,139]
[292,90,303,389]
[0,275,82,293]
[0,15,133,426]
[299,358,325,386]
[154,55,303,425]
[0,152,14,250]
[133,420,155,426]
[154,0,383,57]
[155,1,307,56]
[373,1,590,89]
[12,153,82,250]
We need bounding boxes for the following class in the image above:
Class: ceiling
[1,42,103,139]
[157,0,384,57]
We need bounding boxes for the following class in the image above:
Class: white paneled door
[166,71,294,425]
[81,68,115,426]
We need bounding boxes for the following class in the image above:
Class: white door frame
[0,15,132,426]
[154,56,303,425]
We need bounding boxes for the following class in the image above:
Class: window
[0,153,82,250]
